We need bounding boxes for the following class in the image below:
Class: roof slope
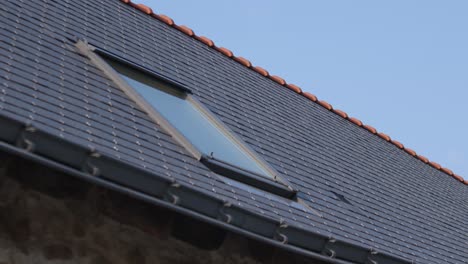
[0,0,466,263]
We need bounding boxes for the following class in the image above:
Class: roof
[0,0,467,263]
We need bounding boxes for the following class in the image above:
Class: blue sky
[144,0,467,179]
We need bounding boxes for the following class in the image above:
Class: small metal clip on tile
[321,237,337,258]
[275,219,289,244]
[165,182,181,205]
[218,202,232,224]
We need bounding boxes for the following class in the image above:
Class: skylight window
[119,73,272,178]
[77,41,296,198]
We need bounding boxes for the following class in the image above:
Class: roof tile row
[118,0,467,185]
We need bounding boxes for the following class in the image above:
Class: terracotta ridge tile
[392,140,404,149]
[378,132,391,141]
[453,174,463,181]
[418,155,429,163]
[270,75,286,85]
[215,47,233,57]
[441,167,453,176]
[119,0,465,185]
[318,100,332,110]
[302,92,317,102]
[153,14,174,25]
[252,66,269,76]
[234,56,252,67]
[195,35,215,47]
[174,25,194,36]
[349,117,363,127]
[363,124,376,134]
[332,109,348,119]
[128,1,138,8]
[285,83,302,94]
[135,3,152,14]
[429,161,442,170]
[404,148,416,156]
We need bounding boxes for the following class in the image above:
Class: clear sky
[144,0,468,179]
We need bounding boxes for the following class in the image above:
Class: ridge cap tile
[135,3,152,14]
[215,47,233,57]
[441,167,453,176]
[404,148,416,157]
[377,132,391,141]
[317,100,332,110]
[302,92,317,102]
[453,174,463,182]
[392,140,404,149]
[349,117,363,127]
[233,56,252,68]
[332,109,348,119]
[429,161,442,170]
[252,66,269,76]
[270,75,286,85]
[154,14,174,25]
[285,83,302,94]
[174,25,194,36]
[195,35,215,47]
[418,155,429,163]
[362,124,377,134]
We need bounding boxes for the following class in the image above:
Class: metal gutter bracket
[164,181,181,205]
[274,219,289,244]
[322,237,337,258]
[81,150,101,177]
[15,124,36,153]
[218,202,233,224]
[365,249,379,264]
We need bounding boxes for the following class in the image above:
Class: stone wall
[0,153,324,264]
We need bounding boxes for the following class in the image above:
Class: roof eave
[0,113,413,264]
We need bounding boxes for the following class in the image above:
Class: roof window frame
[75,40,296,198]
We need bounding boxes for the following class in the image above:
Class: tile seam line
[118,0,466,186]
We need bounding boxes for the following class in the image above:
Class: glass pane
[121,75,272,178]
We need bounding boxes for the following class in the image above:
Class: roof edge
[0,113,414,264]
[118,0,466,186]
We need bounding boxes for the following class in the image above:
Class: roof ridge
[119,0,467,186]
